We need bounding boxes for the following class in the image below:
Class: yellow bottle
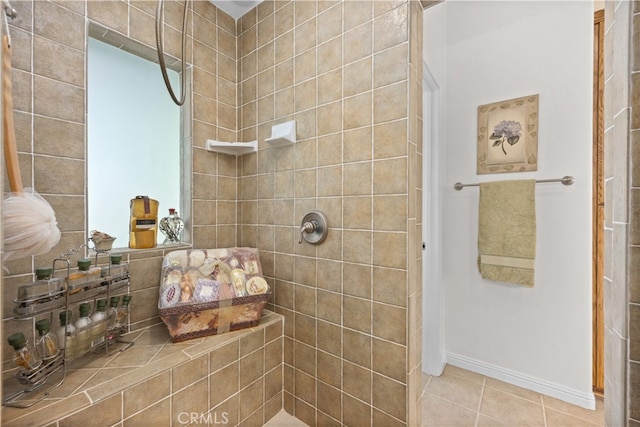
[129,196,159,249]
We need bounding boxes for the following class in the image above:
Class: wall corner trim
[446,352,596,410]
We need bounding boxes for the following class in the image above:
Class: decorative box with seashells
[157,247,271,342]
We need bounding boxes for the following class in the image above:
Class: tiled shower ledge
[2,310,283,427]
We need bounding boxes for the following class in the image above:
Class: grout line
[474,375,485,427]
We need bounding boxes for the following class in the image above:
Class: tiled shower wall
[236,1,422,425]
[604,0,640,425]
[1,0,237,373]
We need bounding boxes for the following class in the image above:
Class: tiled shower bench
[2,311,284,427]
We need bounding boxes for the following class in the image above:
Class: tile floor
[263,364,605,427]
[422,365,605,427]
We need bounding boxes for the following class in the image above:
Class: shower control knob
[298,211,328,245]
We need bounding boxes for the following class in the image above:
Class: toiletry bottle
[35,319,60,361]
[129,196,159,249]
[56,310,76,359]
[109,254,129,280]
[7,332,42,372]
[90,299,108,347]
[74,303,93,354]
[115,295,132,328]
[36,267,62,292]
[107,296,120,332]
[68,259,102,291]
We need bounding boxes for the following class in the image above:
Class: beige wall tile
[275,3,294,37]
[318,3,343,45]
[295,340,317,376]
[318,36,343,74]
[295,78,317,112]
[317,349,342,388]
[374,80,408,124]
[343,295,372,333]
[123,372,170,418]
[258,40,276,70]
[373,267,407,306]
[295,1,317,26]
[295,48,317,84]
[317,101,343,136]
[344,22,373,65]
[295,284,317,316]
[343,262,372,299]
[373,158,407,195]
[344,126,373,163]
[372,338,406,383]
[317,68,343,106]
[374,195,408,231]
[373,302,406,345]
[275,30,294,64]
[343,229,372,264]
[373,4,408,53]
[171,378,209,424]
[34,36,83,87]
[33,155,84,194]
[317,319,342,356]
[344,57,373,97]
[343,328,372,368]
[374,43,409,88]
[295,312,317,346]
[317,380,342,421]
[343,92,372,130]
[343,196,372,229]
[34,76,84,123]
[318,165,343,197]
[173,354,209,392]
[210,360,240,409]
[123,398,170,427]
[240,377,265,421]
[343,360,372,403]
[241,347,266,388]
[373,373,406,422]
[295,17,317,55]
[318,133,343,166]
[35,1,85,51]
[344,1,373,31]
[59,394,122,427]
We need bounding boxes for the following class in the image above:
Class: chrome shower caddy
[4,243,133,408]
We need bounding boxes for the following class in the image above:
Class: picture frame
[477,94,539,174]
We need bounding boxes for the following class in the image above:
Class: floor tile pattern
[421,365,605,427]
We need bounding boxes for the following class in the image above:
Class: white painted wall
[424,1,594,406]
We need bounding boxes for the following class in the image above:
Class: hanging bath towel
[478,179,536,287]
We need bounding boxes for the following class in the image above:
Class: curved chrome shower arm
[155,0,189,106]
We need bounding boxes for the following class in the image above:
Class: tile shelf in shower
[205,139,257,156]
[1,311,283,427]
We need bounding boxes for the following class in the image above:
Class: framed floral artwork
[477,94,539,174]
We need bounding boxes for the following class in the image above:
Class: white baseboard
[446,352,596,410]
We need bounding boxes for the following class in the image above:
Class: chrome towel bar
[453,175,574,191]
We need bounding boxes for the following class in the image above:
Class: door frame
[422,61,445,375]
[592,8,605,394]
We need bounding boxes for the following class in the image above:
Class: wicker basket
[157,248,270,343]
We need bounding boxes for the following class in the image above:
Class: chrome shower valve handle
[298,211,328,245]
[299,221,318,244]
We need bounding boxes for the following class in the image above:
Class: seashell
[246,277,269,295]
[164,269,183,287]
[189,250,206,268]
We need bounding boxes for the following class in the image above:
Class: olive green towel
[478,179,536,287]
